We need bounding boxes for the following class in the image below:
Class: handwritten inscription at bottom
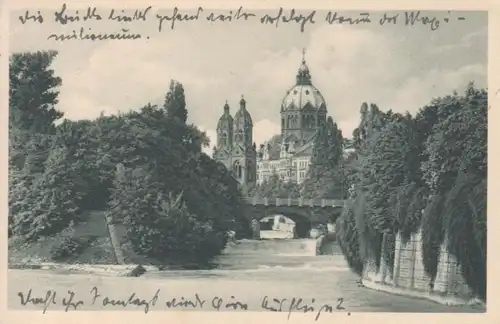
[262,296,344,320]
[90,287,160,313]
[18,289,84,313]
[17,288,346,320]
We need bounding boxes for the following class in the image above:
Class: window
[233,161,242,179]
[247,161,253,181]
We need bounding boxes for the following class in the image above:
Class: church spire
[240,94,246,109]
[296,48,312,85]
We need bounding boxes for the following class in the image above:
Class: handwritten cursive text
[90,287,160,313]
[18,289,57,313]
[261,296,345,321]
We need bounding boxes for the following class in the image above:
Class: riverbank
[8,262,154,275]
[8,238,318,276]
[8,230,221,270]
[362,279,485,310]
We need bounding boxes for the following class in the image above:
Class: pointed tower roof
[217,100,233,131]
[234,95,253,128]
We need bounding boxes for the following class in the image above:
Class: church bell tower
[231,95,257,193]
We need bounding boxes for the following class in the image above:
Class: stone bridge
[242,197,346,238]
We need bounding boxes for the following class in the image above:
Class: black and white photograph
[4,1,490,319]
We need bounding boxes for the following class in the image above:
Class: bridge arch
[244,205,314,238]
[259,212,312,238]
[278,213,311,238]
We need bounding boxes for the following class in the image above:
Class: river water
[8,238,482,313]
[134,238,480,313]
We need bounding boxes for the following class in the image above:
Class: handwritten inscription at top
[109,6,152,22]
[16,5,469,42]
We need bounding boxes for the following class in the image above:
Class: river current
[144,238,349,279]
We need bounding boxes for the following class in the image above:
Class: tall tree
[310,117,343,170]
[9,51,63,133]
[337,103,410,273]
[163,80,188,124]
[302,117,344,198]
[420,83,487,299]
[336,83,487,302]
[9,51,63,171]
[10,147,83,242]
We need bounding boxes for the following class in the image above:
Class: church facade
[213,52,329,189]
[213,96,258,191]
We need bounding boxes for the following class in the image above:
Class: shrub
[50,236,90,261]
[110,165,227,264]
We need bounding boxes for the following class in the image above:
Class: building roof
[281,53,327,113]
[216,101,233,131]
[233,95,253,128]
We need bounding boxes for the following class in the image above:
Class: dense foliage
[164,79,188,124]
[9,51,62,170]
[301,117,345,198]
[9,51,249,264]
[335,199,363,276]
[50,236,94,262]
[249,172,301,199]
[421,85,487,299]
[335,84,487,300]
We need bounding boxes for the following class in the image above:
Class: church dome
[217,101,233,131]
[282,84,326,111]
[281,51,327,112]
[233,95,253,128]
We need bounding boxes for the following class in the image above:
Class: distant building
[255,51,328,185]
[213,50,353,190]
[213,96,257,193]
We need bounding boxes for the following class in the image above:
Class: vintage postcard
[1,0,497,323]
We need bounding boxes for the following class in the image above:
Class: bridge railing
[242,197,345,208]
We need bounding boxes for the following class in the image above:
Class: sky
[10,8,487,154]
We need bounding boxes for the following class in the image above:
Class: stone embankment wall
[362,230,475,303]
